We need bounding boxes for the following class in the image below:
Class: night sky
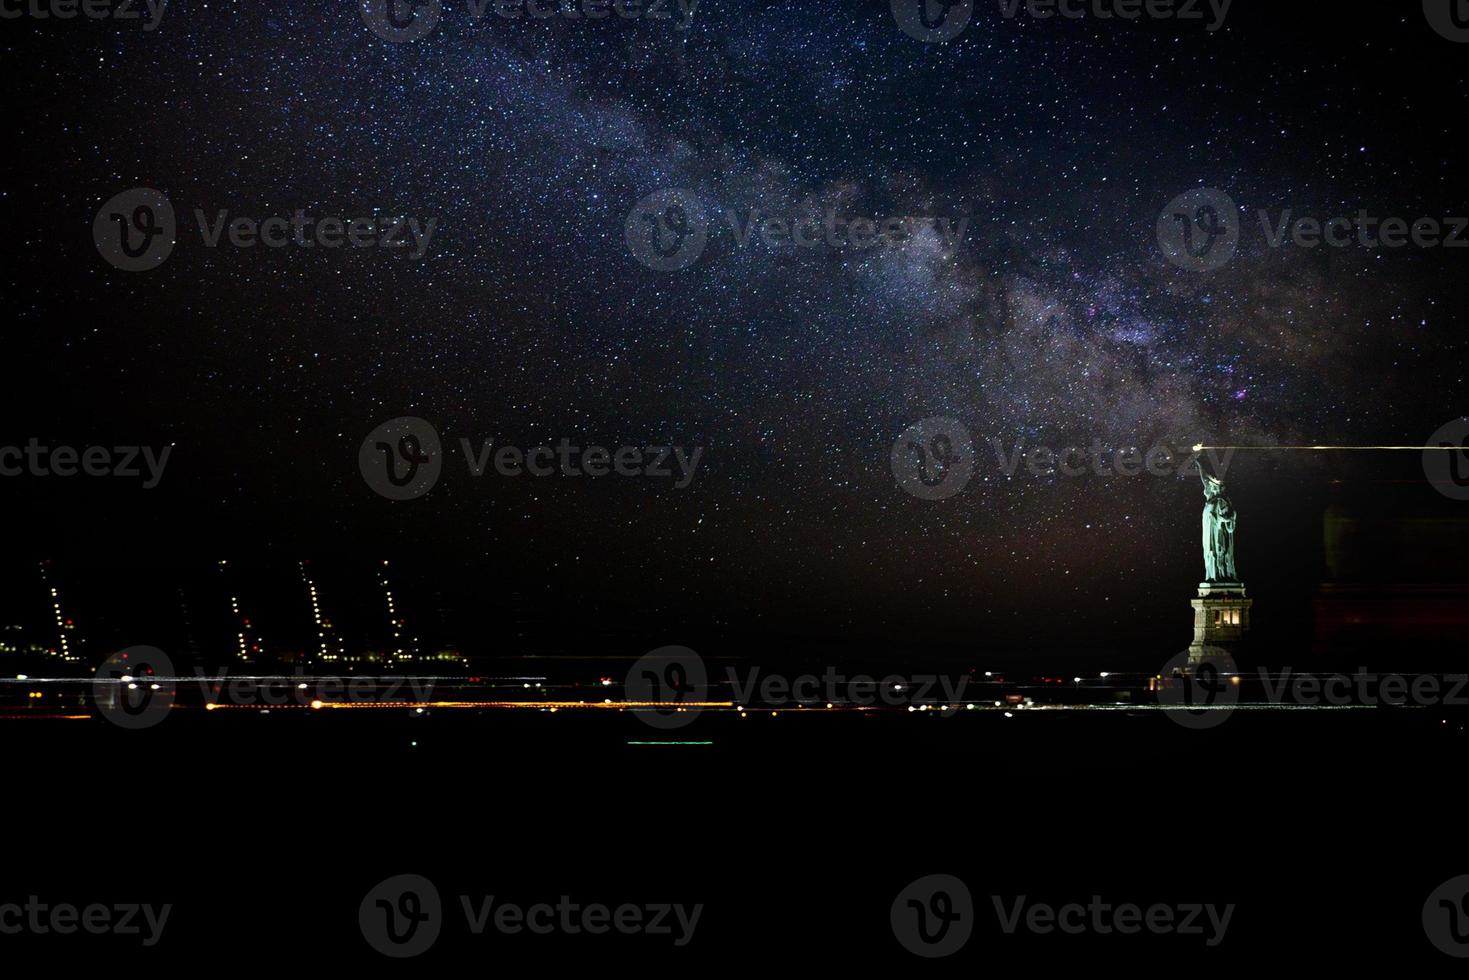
[4,1,1467,656]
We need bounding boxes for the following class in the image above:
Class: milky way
[5,1,1466,648]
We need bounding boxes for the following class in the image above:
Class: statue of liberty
[1194,459,1237,583]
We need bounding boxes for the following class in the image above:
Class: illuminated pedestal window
[1187,582,1252,667]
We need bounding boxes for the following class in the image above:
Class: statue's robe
[1202,496,1237,581]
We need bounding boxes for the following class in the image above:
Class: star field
[5,1,1467,648]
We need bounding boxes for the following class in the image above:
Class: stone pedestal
[1186,582,1252,668]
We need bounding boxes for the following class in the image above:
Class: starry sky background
[3,1,1467,660]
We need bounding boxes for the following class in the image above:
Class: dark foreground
[6,702,1467,967]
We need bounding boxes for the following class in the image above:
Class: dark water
[5,700,1464,965]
